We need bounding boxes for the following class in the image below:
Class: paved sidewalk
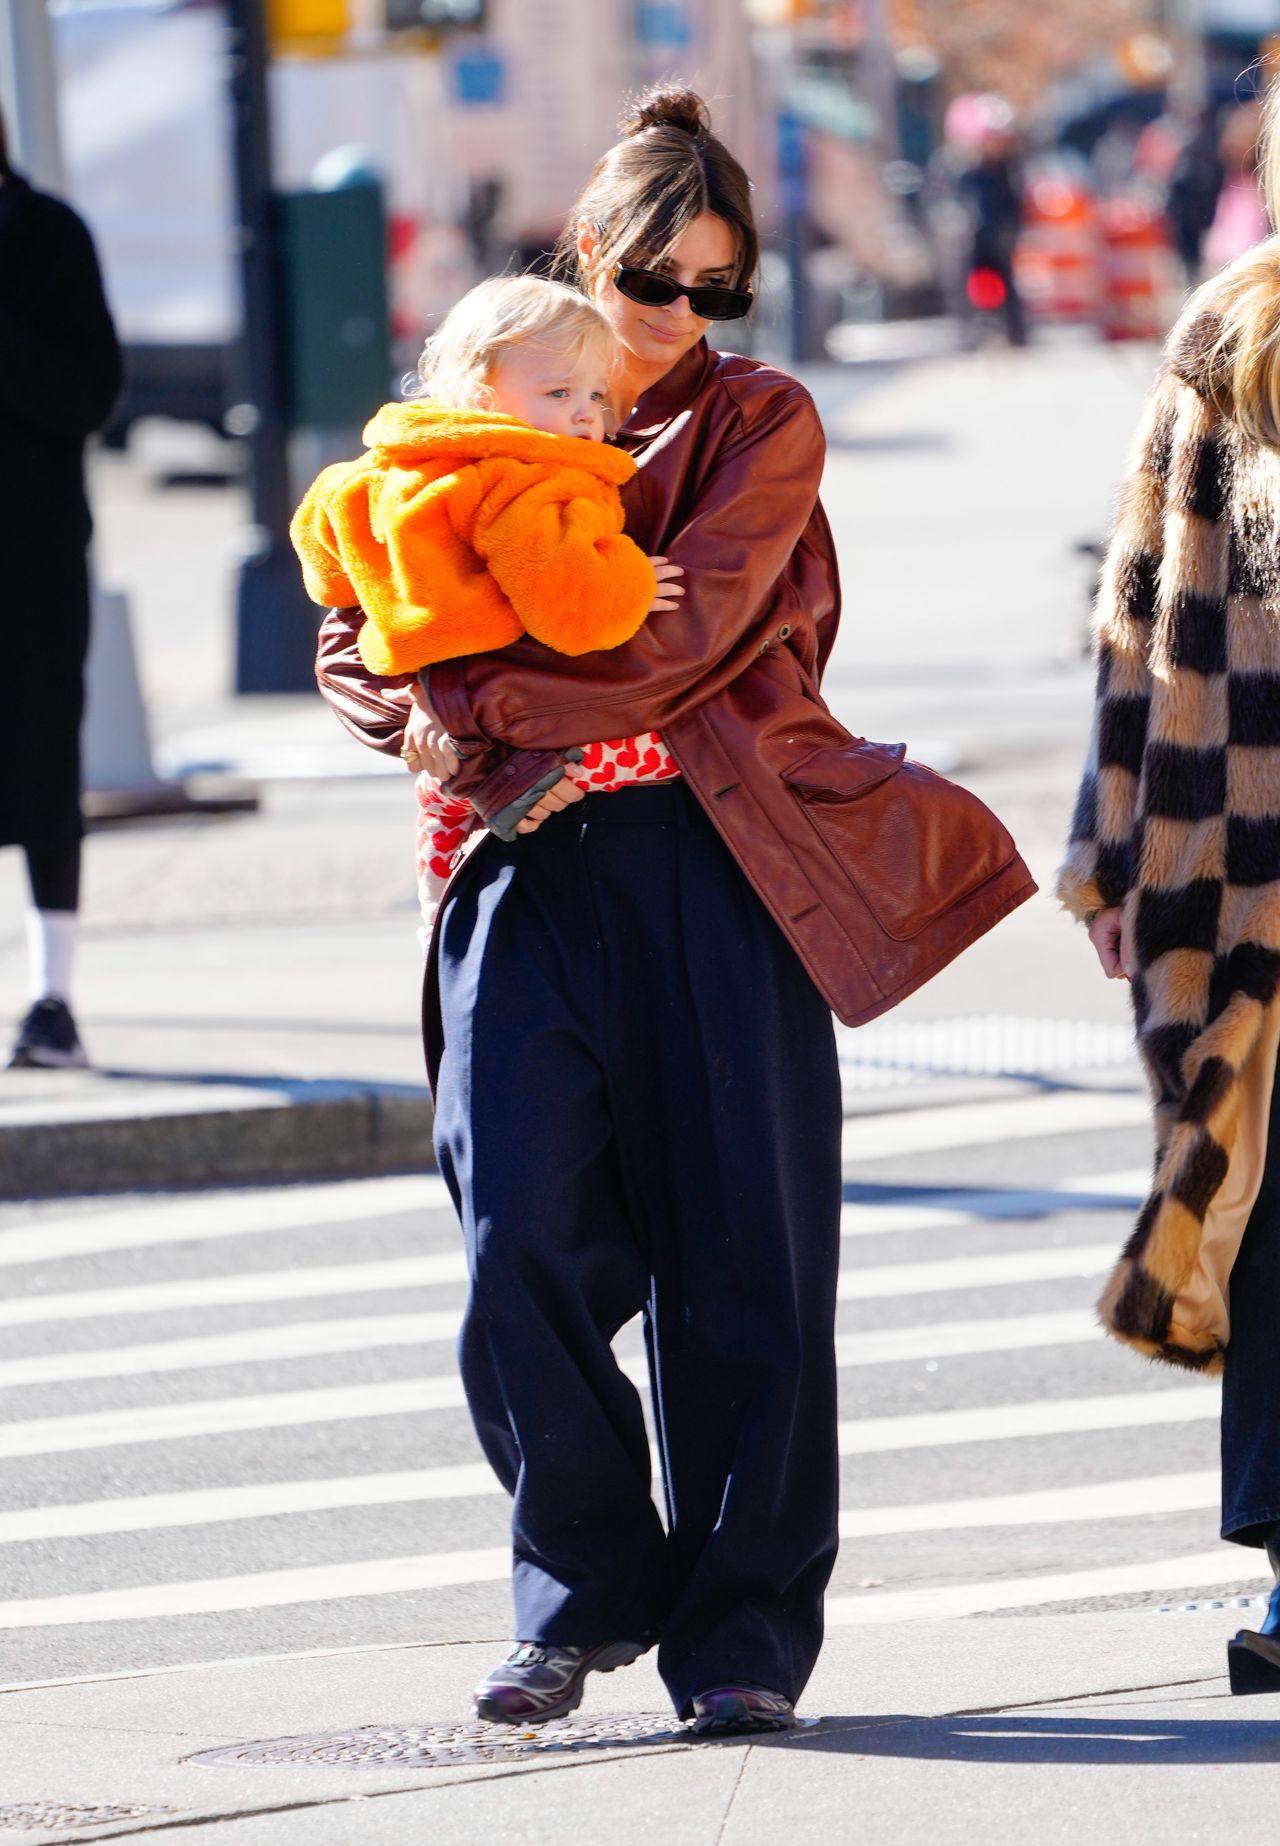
[0,1607,1271,1844]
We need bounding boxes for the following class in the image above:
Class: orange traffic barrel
[1097,196,1179,341]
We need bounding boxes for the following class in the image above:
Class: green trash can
[277,155,392,433]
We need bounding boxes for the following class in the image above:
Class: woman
[319,87,1031,1734]
[0,106,121,1069]
[1060,80,1280,1693]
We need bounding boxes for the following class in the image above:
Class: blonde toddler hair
[412,275,617,409]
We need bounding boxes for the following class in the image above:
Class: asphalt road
[0,1079,1260,1694]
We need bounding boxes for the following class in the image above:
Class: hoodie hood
[361,399,635,485]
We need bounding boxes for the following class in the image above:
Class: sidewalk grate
[191,1714,699,1769]
[836,1014,1138,1090]
[0,1806,169,1833]
[1157,1596,1267,1614]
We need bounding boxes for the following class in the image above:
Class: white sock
[26,908,78,1005]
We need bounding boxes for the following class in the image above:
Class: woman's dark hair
[0,104,9,179]
[555,84,758,292]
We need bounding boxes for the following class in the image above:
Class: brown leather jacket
[316,339,1034,1037]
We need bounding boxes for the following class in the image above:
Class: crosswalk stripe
[844,1091,1149,1160]
[0,1535,1250,1634]
[0,1467,503,1545]
[0,1305,1103,1392]
[0,1174,452,1270]
[0,1238,1117,1336]
[0,1256,469,1330]
[837,1470,1220,1538]
[835,1385,1218,1455]
[0,1550,515,1630]
[0,1379,467,1458]
[836,1243,1116,1299]
[833,1310,1098,1365]
[2,1460,1217,1552]
[839,1187,1138,1243]
[0,1314,464,1388]
[825,1548,1262,1625]
[0,1371,1216,1462]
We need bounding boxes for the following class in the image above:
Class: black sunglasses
[612,264,753,321]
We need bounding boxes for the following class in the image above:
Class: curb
[0,1087,436,1200]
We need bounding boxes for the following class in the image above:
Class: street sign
[451,44,504,106]
[634,3,693,49]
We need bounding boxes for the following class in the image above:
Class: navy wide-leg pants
[432,781,843,1716]
[1222,1056,1280,1546]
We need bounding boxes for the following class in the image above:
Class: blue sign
[635,3,693,50]
[452,45,504,106]
[777,110,809,214]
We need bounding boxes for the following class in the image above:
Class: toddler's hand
[403,682,460,779]
[648,556,685,615]
[1087,906,1133,981]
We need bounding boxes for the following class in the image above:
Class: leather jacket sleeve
[314,604,568,822]
[426,383,825,754]
[314,605,416,757]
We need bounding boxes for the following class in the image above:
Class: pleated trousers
[432,780,843,1714]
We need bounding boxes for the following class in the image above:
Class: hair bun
[621,84,711,140]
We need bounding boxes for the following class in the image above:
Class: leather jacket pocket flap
[782,739,906,799]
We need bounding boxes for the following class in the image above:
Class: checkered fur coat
[1059,280,1280,1373]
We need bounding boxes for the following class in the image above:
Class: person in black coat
[0,106,121,1068]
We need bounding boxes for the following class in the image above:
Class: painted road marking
[835,1386,1218,1456]
[844,1091,1149,1160]
[0,1174,453,1271]
[0,1463,1218,1552]
[0,1256,470,1330]
[825,1549,1261,1625]
[0,1306,1106,1392]
[0,1314,464,1388]
[0,1549,514,1629]
[0,1536,1249,1633]
[838,1470,1219,1538]
[0,1467,502,1545]
[836,1244,1117,1299]
[0,1376,1215,1462]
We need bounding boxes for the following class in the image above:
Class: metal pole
[0,0,67,192]
[226,0,318,693]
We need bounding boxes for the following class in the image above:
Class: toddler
[291,275,684,935]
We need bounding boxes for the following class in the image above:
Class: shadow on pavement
[777,1708,1280,1764]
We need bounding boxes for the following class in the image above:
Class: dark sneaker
[689,1685,796,1737]
[474,1639,647,1724]
[8,998,88,1071]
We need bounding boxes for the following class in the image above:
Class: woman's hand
[515,774,587,834]
[648,556,685,615]
[402,681,460,779]
[1088,906,1134,981]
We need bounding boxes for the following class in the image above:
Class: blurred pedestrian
[1204,98,1268,274]
[1165,104,1225,284]
[0,107,121,1069]
[317,85,1029,1736]
[954,103,1028,346]
[1060,75,1280,1693]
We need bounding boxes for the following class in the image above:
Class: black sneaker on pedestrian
[7,998,88,1071]
[689,1684,796,1737]
[474,1639,648,1724]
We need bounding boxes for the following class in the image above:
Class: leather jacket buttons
[777,623,793,640]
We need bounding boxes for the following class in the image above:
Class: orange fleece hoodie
[289,401,657,675]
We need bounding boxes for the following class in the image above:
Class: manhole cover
[0,1807,168,1833]
[191,1712,696,1770]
